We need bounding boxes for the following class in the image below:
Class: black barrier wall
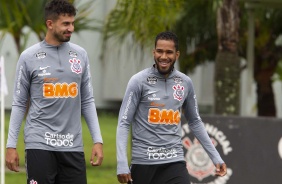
[181,115,282,184]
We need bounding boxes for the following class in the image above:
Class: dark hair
[44,0,76,22]
[155,31,179,51]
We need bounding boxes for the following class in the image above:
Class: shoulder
[67,42,87,55]
[20,42,42,59]
[126,68,151,90]
[173,69,193,84]
[130,67,151,83]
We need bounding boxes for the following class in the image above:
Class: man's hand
[6,148,20,172]
[215,163,227,176]
[117,173,132,184]
[90,143,103,166]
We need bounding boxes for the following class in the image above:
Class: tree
[103,0,242,115]
[214,0,241,115]
[102,0,185,51]
[0,0,32,52]
[173,1,218,73]
[241,7,282,116]
[170,0,241,115]
[0,0,96,54]
[102,0,282,116]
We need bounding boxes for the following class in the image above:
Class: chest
[141,77,187,109]
[29,49,85,84]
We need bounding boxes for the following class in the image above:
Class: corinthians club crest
[183,137,216,181]
[182,121,233,184]
[69,58,82,74]
[172,84,184,101]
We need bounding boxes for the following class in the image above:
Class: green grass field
[3,111,129,184]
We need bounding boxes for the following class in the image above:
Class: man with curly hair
[116,31,227,184]
[5,0,103,183]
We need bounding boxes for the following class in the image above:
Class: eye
[156,50,163,54]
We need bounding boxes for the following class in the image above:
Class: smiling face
[46,14,75,45]
[153,39,180,77]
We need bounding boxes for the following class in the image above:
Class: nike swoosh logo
[148,91,157,94]
[39,66,50,70]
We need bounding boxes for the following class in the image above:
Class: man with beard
[5,0,103,183]
[116,31,227,184]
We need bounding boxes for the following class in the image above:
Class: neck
[154,64,173,78]
[45,33,62,46]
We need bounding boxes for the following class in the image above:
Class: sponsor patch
[150,102,165,107]
[148,108,180,124]
[39,66,50,70]
[43,82,78,98]
[43,77,59,83]
[172,84,184,101]
[148,93,160,101]
[16,65,23,94]
[147,77,157,84]
[122,92,133,120]
[69,58,82,74]
[147,147,177,160]
[69,51,77,57]
[173,76,183,83]
[45,132,74,147]
[35,52,46,59]
[38,66,51,77]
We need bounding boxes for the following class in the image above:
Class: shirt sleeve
[116,75,141,175]
[6,55,30,148]
[183,78,224,165]
[81,56,103,144]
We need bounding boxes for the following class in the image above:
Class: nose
[68,24,74,32]
[160,52,167,59]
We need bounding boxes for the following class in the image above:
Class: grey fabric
[116,66,224,174]
[7,40,102,151]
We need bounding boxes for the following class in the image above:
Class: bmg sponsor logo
[148,108,180,125]
[43,82,78,98]
[45,132,74,147]
[147,147,177,160]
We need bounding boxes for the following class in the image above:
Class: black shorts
[129,161,190,184]
[25,149,87,184]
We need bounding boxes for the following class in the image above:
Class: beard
[154,59,175,75]
[53,31,71,43]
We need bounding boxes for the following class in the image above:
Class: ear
[46,20,53,29]
[176,51,180,59]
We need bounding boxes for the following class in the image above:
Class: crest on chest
[172,84,184,101]
[69,58,82,74]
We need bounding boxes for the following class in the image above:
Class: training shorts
[25,149,87,184]
[129,161,190,184]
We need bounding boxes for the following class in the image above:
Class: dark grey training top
[116,66,224,174]
[6,40,103,151]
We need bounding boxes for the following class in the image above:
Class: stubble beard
[54,31,71,43]
[154,59,175,75]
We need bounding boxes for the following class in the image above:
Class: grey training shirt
[116,66,224,174]
[7,40,102,151]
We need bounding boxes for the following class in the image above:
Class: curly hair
[44,0,77,21]
[155,31,179,51]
